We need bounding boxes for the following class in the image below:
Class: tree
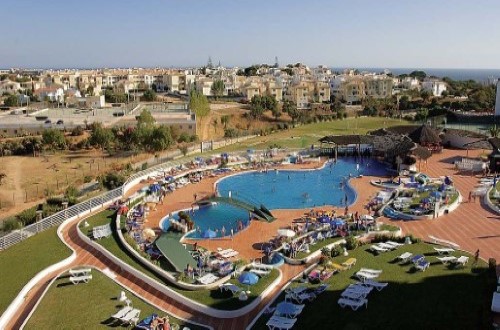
[3,94,18,107]
[149,125,174,152]
[89,123,114,150]
[86,86,94,96]
[42,129,66,150]
[142,89,157,102]
[250,96,265,119]
[420,90,432,103]
[409,70,427,81]
[179,145,189,157]
[283,100,300,125]
[211,80,225,99]
[136,109,156,128]
[189,90,210,136]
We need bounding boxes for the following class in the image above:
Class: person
[473,249,480,267]
[468,191,472,203]
[221,225,226,237]
[194,193,197,201]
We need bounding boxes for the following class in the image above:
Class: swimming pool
[164,158,387,239]
[216,158,387,209]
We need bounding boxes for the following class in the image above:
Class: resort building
[422,79,447,96]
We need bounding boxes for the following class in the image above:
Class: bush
[2,218,21,232]
[46,197,65,206]
[100,172,126,190]
[345,236,359,250]
[330,244,344,257]
[83,175,93,183]
[224,128,239,138]
[141,163,148,171]
[16,208,37,226]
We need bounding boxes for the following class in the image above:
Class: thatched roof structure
[407,125,442,145]
[413,146,432,160]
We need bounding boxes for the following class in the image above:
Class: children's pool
[164,158,387,239]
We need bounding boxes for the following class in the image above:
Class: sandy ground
[140,158,383,261]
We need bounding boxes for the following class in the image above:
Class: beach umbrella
[333,219,345,226]
[277,229,296,238]
[150,183,161,193]
[238,272,259,292]
[201,229,217,239]
[318,216,330,224]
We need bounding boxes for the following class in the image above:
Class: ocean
[331,68,500,82]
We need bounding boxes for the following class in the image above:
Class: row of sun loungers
[436,255,469,266]
[370,240,403,254]
[111,306,141,326]
[93,224,112,239]
[355,268,382,282]
[250,262,273,277]
[338,277,389,311]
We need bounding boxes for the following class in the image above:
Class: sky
[2,0,500,69]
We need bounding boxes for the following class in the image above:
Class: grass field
[83,210,278,310]
[0,226,71,315]
[217,117,410,152]
[252,243,495,330]
[25,270,206,330]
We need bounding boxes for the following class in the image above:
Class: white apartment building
[422,80,447,96]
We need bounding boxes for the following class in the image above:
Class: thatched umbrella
[413,146,432,172]
[408,125,442,146]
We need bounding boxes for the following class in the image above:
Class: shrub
[2,218,21,232]
[46,197,65,206]
[16,208,37,226]
[321,247,331,257]
[141,163,148,171]
[83,175,93,183]
[345,236,359,250]
[330,244,344,257]
[100,172,126,190]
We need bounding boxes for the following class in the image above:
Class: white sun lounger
[338,297,368,311]
[396,252,413,262]
[356,271,379,282]
[377,242,397,250]
[111,306,133,319]
[434,247,455,255]
[452,256,469,266]
[285,286,307,296]
[69,268,92,277]
[219,283,240,294]
[266,316,297,330]
[370,245,389,253]
[286,291,316,304]
[197,273,219,285]
[273,303,304,319]
[386,240,404,247]
[70,274,92,284]
[359,268,383,275]
[218,249,239,258]
[356,279,388,291]
[436,256,457,264]
[119,308,141,325]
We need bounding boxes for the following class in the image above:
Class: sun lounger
[342,290,367,300]
[436,256,457,264]
[359,268,383,275]
[377,242,397,250]
[338,297,368,311]
[356,279,388,291]
[452,256,469,266]
[314,284,329,295]
[251,269,271,277]
[286,291,316,304]
[119,308,141,325]
[386,240,404,247]
[415,259,430,271]
[329,263,346,272]
[70,274,92,284]
[355,271,379,282]
[219,283,240,294]
[342,258,357,269]
[434,247,455,255]
[492,292,500,313]
[286,286,307,297]
[218,249,239,258]
[266,316,297,330]
[274,302,304,319]
[69,268,92,277]
[370,245,389,253]
[410,254,425,264]
[197,273,219,285]
[111,306,133,319]
[346,284,373,295]
[396,252,413,262]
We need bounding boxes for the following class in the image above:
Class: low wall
[485,186,500,215]
[76,215,283,318]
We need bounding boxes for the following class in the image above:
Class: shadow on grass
[56,282,74,288]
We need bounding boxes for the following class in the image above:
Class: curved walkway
[6,213,307,329]
[378,149,500,272]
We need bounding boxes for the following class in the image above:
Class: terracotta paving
[7,151,500,328]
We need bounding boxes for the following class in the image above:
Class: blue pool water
[164,158,387,239]
[217,158,387,210]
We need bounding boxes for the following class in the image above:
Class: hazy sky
[2,0,500,69]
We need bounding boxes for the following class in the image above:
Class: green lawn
[217,117,410,152]
[252,243,495,330]
[0,226,71,315]
[25,270,206,329]
[83,210,278,310]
